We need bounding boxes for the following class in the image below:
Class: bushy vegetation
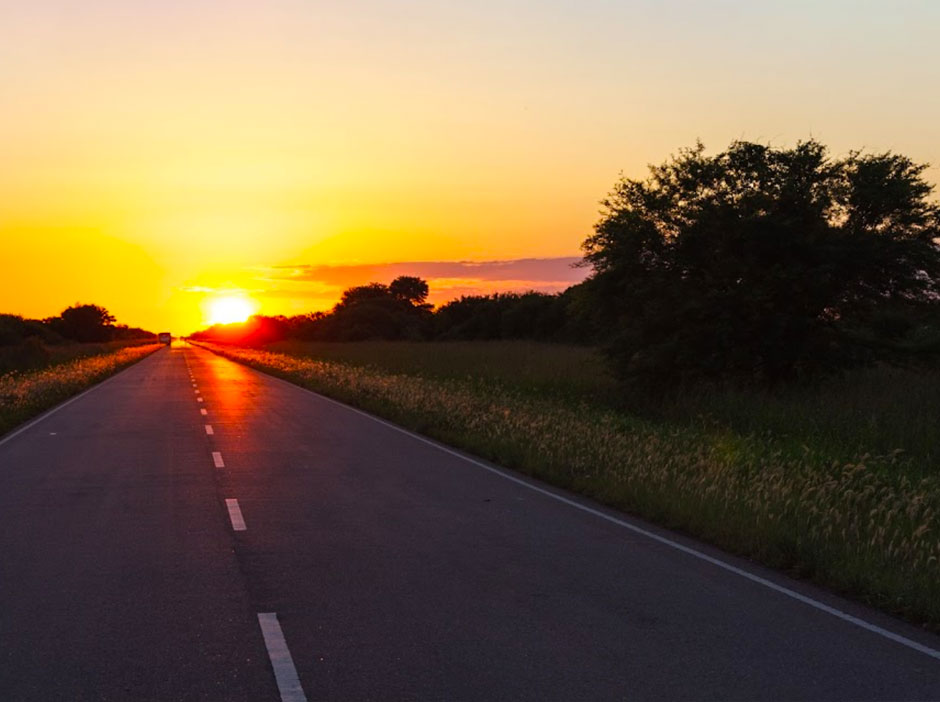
[0,343,161,436]
[191,281,593,346]
[433,287,595,341]
[0,305,155,374]
[195,340,940,629]
[583,140,940,387]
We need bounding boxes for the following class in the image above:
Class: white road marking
[197,397,204,402]
[205,424,214,435]
[260,370,940,662]
[212,451,224,468]
[0,353,156,449]
[195,389,200,395]
[225,498,246,531]
[257,613,307,702]
[200,408,208,416]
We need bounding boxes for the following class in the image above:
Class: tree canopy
[190,279,593,345]
[47,304,117,342]
[581,140,940,386]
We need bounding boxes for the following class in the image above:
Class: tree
[330,278,433,340]
[581,140,940,387]
[433,292,577,341]
[49,304,117,342]
[389,276,430,308]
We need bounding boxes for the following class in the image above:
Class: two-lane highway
[1,344,939,700]
[0,345,271,701]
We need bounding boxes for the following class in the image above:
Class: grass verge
[0,343,162,437]
[199,341,940,631]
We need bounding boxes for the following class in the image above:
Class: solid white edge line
[205,424,214,435]
[0,347,166,449]
[212,451,225,468]
[231,355,940,663]
[224,498,246,531]
[258,613,307,702]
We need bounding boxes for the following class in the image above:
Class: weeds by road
[199,341,940,630]
[270,341,940,477]
[0,343,162,436]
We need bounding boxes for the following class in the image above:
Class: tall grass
[0,337,158,374]
[269,340,615,403]
[0,343,161,436]
[646,368,940,478]
[270,340,940,475]
[200,341,940,630]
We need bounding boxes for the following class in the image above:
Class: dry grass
[200,341,940,630]
[0,343,161,436]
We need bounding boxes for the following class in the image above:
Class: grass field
[0,338,159,375]
[268,340,615,403]
[202,340,940,630]
[0,343,162,436]
[270,340,940,477]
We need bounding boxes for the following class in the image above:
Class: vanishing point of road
[1,344,939,701]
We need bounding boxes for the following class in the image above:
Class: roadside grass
[270,340,940,477]
[199,340,940,630]
[0,337,158,375]
[633,368,940,481]
[0,343,162,436]
[268,340,615,404]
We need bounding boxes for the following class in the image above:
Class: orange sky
[2,1,938,333]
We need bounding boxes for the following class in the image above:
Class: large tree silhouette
[582,140,940,387]
[49,304,116,342]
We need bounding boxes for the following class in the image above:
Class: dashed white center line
[257,613,307,702]
[197,397,204,402]
[225,498,247,531]
[205,424,214,435]
[212,451,225,468]
[200,408,208,416]
[195,389,200,395]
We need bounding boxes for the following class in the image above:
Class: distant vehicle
[158,332,172,345]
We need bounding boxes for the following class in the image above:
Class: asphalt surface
[1,343,939,701]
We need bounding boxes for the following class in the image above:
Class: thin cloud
[267,257,587,287]
[193,257,591,312]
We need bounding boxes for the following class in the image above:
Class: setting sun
[206,296,256,326]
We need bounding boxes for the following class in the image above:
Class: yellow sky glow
[2,1,938,333]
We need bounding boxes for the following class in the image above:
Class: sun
[206,296,256,325]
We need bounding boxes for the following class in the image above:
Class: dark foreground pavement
[0,344,938,701]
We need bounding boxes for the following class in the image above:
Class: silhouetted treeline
[0,305,155,373]
[433,287,597,341]
[583,139,940,387]
[192,139,940,389]
[190,277,598,346]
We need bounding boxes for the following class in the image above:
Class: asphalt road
[1,343,939,701]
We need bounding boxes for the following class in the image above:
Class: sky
[2,0,939,333]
